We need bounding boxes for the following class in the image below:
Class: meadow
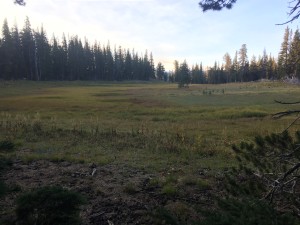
[0,80,299,173]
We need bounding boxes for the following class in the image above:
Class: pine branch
[280,162,300,182]
[14,0,25,6]
[272,110,300,119]
[276,0,300,24]
[274,100,300,104]
[282,116,300,132]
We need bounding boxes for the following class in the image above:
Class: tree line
[172,26,300,85]
[1,17,300,84]
[0,17,156,81]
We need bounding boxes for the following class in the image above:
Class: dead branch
[275,100,300,105]
[272,110,300,119]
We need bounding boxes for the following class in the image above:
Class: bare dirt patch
[0,160,212,224]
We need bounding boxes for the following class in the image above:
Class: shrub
[0,181,7,198]
[162,184,178,196]
[200,198,299,225]
[123,182,137,194]
[0,140,15,152]
[230,131,300,214]
[16,186,86,225]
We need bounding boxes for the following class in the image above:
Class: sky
[0,0,299,70]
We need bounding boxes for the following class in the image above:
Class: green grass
[0,80,299,172]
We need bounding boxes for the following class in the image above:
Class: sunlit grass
[0,80,299,171]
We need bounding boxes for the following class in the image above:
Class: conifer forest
[1,6,300,225]
[0,17,299,83]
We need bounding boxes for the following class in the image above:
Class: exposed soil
[0,160,213,225]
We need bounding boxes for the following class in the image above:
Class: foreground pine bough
[231,131,300,217]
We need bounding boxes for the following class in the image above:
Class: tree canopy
[199,0,237,11]
[14,0,25,6]
[199,0,300,24]
[14,0,300,24]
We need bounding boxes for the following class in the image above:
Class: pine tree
[0,36,3,79]
[104,43,114,80]
[124,49,132,80]
[149,52,156,79]
[238,44,248,82]
[34,26,51,80]
[83,39,94,80]
[156,62,165,80]
[0,17,165,82]
[278,27,292,78]
[289,28,300,78]
[131,50,139,80]
[51,36,65,80]
[11,24,24,80]
[174,60,180,82]
[223,52,232,82]
[1,19,13,80]
[268,54,277,80]
[199,62,205,83]
[61,33,68,80]
[191,64,199,83]
[232,51,239,82]
[261,49,268,79]
[249,55,258,81]
[178,60,191,88]
[93,42,104,80]
[113,46,124,80]
[21,17,35,80]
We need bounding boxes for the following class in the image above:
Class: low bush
[0,140,15,152]
[200,198,298,225]
[16,186,86,225]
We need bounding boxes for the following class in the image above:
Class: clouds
[0,0,299,70]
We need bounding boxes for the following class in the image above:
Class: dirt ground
[0,159,213,224]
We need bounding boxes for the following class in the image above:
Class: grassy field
[0,80,299,172]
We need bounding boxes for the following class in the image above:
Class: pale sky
[0,0,299,70]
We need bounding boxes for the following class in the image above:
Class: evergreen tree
[131,50,140,80]
[249,55,259,81]
[174,60,180,82]
[93,42,104,80]
[289,28,300,78]
[268,54,277,80]
[278,27,292,78]
[199,63,205,83]
[223,52,232,82]
[232,51,239,82]
[114,46,124,80]
[261,48,268,79]
[124,49,132,80]
[0,36,3,79]
[238,44,248,82]
[83,39,94,80]
[104,43,114,80]
[61,33,68,80]
[0,17,161,82]
[50,36,59,80]
[207,61,227,84]
[1,19,13,80]
[11,24,24,80]
[178,60,191,88]
[20,17,35,80]
[34,26,51,80]
[156,62,165,80]
[149,52,156,79]
[191,64,200,83]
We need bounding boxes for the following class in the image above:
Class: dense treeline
[1,17,300,84]
[172,26,300,85]
[172,46,278,85]
[0,17,156,81]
